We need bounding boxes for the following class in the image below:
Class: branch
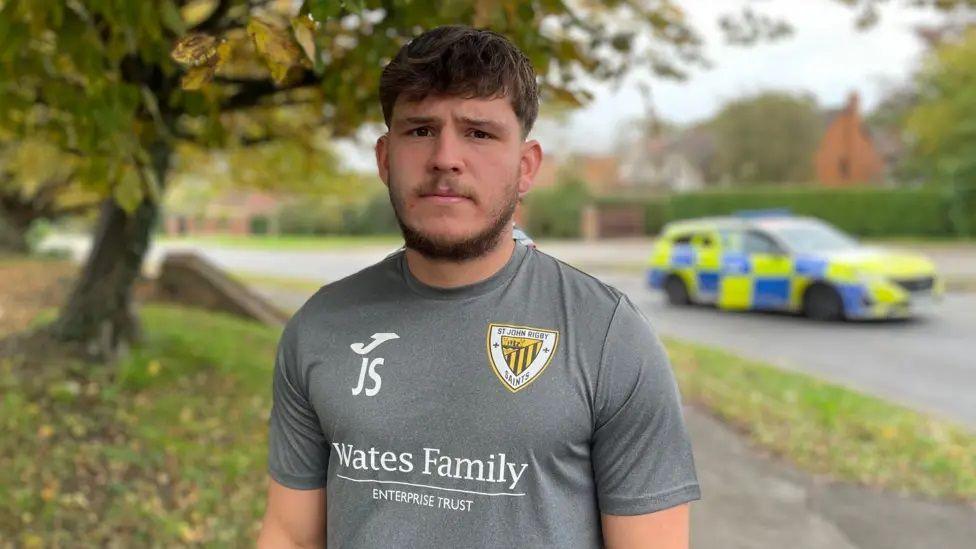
[44,200,101,218]
[219,71,320,111]
[31,175,77,210]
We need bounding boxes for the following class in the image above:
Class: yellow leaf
[37,425,54,439]
[180,0,220,28]
[292,15,318,64]
[181,65,216,90]
[41,482,58,502]
[247,16,306,84]
[179,522,204,542]
[171,33,219,67]
[112,166,144,214]
[147,359,162,376]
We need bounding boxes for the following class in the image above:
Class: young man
[258,25,700,548]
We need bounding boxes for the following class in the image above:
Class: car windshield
[761,221,859,253]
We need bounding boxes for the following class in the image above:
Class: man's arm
[601,503,690,549]
[257,478,327,548]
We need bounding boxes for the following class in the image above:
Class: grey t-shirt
[267,242,701,547]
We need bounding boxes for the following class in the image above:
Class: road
[43,234,976,428]
[603,272,976,429]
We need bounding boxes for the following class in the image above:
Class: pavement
[686,406,976,549]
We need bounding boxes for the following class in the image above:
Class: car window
[742,230,784,255]
[672,234,693,245]
[719,229,742,251]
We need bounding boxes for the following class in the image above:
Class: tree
[709,91,822,185]
[0,139,101,252]
[905,26,976,235]
[0,0,708,360]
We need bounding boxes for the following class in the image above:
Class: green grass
[158,233,403,251]
[0,304,282,546]
[665,337,976,501]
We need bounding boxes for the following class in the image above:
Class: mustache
[415,178,475,199]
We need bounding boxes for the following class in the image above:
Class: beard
[387,172,519,262]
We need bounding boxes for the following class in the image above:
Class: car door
[744,230,793,310]
[717,229,751,310]
[691,231,721,304]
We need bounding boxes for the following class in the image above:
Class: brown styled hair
[379,25,540,139]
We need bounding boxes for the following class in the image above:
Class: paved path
[686,406,975,549]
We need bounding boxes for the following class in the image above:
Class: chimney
[846,91,860,115]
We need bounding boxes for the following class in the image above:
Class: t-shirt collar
[399,241,529,300]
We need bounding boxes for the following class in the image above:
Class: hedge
[590,185,974,238]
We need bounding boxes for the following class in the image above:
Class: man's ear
[517,139,543,198]
[375,133,390,188]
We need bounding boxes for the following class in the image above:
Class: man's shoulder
[526,248,626,312]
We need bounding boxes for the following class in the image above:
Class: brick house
[163,189,281,236]
[814,92,885,186]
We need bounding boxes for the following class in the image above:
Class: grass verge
[665,337,976,501]
[0,304,281,546]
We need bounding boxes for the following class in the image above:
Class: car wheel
[664,275,691,306]
[804,284,844,321]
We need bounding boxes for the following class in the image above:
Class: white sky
[338,0,944,171]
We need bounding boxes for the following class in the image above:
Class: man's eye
[410,127,432,137]
[470,130,492,139]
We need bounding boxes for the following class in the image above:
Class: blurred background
[1,0,974,547]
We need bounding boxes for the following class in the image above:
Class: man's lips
[419,192,471,204]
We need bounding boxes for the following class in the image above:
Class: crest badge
[486,323,559,392]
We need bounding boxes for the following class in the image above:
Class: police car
[646,211,943,320]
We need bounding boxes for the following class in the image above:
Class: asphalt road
[599,272,976,429]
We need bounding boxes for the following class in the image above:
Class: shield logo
[486,323,559,392]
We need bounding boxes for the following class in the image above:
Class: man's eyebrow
[456,116,506,133]
[393,115,508,133]
[396,116,439,127]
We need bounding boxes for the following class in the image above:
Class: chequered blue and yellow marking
[647,239,940,320]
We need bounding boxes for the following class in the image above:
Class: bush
[277,193,398,236]
[524,178,591,238]
[343,193,400,235]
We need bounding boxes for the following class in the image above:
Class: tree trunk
[0,213,31,254]
[48,142,171,362]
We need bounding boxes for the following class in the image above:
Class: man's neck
[404,236,516,289]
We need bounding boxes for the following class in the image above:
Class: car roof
[661,215,823,235]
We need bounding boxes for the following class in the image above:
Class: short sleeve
[591,295,701,515]
[267,310,330,489]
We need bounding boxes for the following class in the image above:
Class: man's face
[375,94,541,261]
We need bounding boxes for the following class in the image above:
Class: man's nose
[428,131,464,174]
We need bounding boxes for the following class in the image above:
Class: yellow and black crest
[486,323,559,392]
